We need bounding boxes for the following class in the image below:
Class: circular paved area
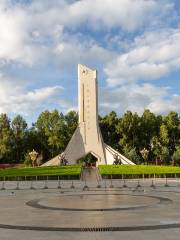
[26,193,170,211]
[0,179,180,239]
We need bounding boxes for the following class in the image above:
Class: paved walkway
[0,178,180,239]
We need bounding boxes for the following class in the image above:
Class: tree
[140,109,160,148]
[11,115,27,162]
[0,114,13,163]
[36,110,67,158]
[164,112,180,153]
[25,126,44,158]
[117,111,141,153]
[125,148,141,164]
[0,109,178,165]
[34,110,51,160]
[64,111,78,143]
[100,111,120,150]
[140,148,149,164]
[151,136,162,165]
[159,124,169,146]
[160,146,171,165]
[172,147,180,165]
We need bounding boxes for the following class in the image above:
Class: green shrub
[99,165,180,178]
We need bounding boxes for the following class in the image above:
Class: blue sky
[0,0,180,126]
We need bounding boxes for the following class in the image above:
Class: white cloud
[54,39,115,69]
[0,74,64,116]
[41,0,173,31]
[148,95,180,114]
[0,0,179,119]
[0,1,52,66]
[105,29,180,86]
[100,83,180,115]
[17,86,64,103]
[0,0,175,66]
[61,0,158,30]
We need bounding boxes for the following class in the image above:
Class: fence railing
[0,175,180,191]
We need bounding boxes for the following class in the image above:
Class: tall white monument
[43,64,134,166]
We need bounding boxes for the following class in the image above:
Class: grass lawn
[99,165,180,178]
[0,165,82,180]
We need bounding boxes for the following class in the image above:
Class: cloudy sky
[0,0,180,125]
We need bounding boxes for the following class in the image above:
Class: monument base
[42,144,135,166]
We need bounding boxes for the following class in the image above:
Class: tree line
[0,109,179,165]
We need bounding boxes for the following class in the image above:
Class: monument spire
[43,64,134,166]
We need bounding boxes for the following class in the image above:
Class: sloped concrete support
[105,144,135,165]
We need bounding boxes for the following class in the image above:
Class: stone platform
[0,179,180,239]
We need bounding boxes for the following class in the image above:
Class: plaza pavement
[0,178,180,240]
